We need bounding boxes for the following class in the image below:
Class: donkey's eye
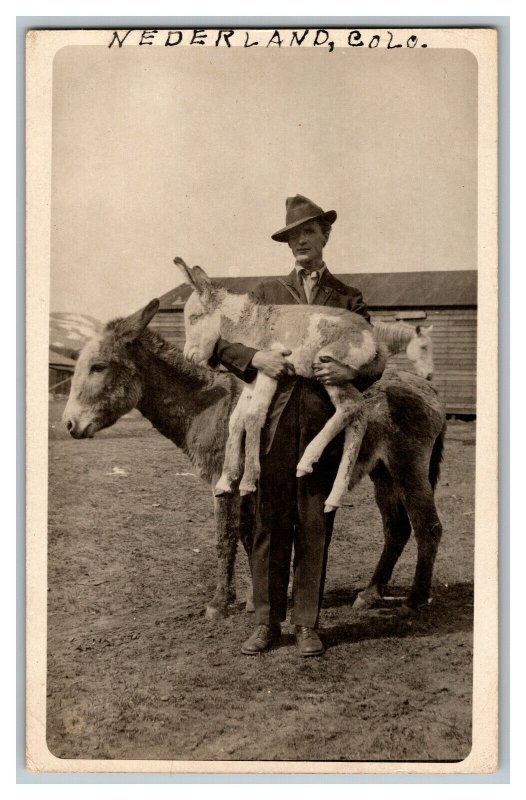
[90,363,107,374]
[188,314,202,325]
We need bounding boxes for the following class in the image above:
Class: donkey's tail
[429,422,447,490]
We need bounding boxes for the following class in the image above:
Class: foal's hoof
[205,604,226,621]
[239,484,256,496]
[214,478,234,496]
[296,467,313,477]
[213,486,233,497]
[324,504,338,513]
[245,597,255,613]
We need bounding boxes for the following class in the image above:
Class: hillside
[50,312,102,359]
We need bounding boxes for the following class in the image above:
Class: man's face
[287,220,328,268]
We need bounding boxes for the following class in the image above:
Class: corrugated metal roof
[49,350,76,369]
[159,270,477,309]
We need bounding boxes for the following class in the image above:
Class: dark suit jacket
[209,268,371,453]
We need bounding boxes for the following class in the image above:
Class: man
[210,195,372,656]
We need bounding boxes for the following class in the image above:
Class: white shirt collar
[295,263,326,279]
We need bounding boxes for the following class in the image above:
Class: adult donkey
[63,298,446,617]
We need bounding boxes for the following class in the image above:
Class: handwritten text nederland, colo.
[108,29,429,51]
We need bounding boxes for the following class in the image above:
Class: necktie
[300,269,319,302]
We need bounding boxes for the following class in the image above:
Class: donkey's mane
[104,318,220,388]
[373,321,415,353]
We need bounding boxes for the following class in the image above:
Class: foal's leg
[239,373,278,495]
[297,384,366,510]
[400,466,443,609]
[353,462,412,609]
[324,409,367,512]
[214,385,253,496]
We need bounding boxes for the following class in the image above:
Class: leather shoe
[241,623,281,655]
[295,626,325,657]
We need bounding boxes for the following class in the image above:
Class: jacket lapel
[311,268,336,306]
[277,270,307,304]
[278,268,338,306]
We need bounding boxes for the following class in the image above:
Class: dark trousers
[252,379,343,628]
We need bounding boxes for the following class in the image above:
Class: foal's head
[63,299,159,438]
[174,257,229,366]
[405,325,434,380]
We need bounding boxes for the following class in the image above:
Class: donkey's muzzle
[66,420,85,439]
[64,416,94,439]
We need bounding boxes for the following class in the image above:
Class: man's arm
[208,339,259,382]
[348,290,371,323]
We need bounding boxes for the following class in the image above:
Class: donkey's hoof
[239,484,256,496]
[398,603,418,619]
[324,503,338,513]
[205,604,226,621]
[352,593,368,610]
[352,587,381,610]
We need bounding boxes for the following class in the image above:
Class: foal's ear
[117,299,160,342]
[174,256,196,287]
[173,258,213,296]
[191,265,213,294]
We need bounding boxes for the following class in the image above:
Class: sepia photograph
[25,27,498,773]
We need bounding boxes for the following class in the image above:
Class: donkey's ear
[191,265,213,294]
[173,258,213,296]
[117,298,160,342]
[173,256,197,287]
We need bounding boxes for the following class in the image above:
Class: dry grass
[47,399,475,762]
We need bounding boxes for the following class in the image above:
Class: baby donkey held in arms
[175,257,434,512]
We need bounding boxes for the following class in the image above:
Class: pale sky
[51,45,477,321]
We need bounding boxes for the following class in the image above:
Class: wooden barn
[49,350,76,395]
[151,270,477,416]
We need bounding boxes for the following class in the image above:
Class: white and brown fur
[175,258,434,511]
[63,299,445,616]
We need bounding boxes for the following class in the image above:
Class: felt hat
[271,194,337,242]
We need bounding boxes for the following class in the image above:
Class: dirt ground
[47,397,475,763]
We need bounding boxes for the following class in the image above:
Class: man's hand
[313,356,358,386]
[251,349,295,379]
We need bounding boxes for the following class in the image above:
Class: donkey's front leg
[214,386,252,496]
[239,374,278,495]
[206,494,239,620]
[239,493,255,612]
